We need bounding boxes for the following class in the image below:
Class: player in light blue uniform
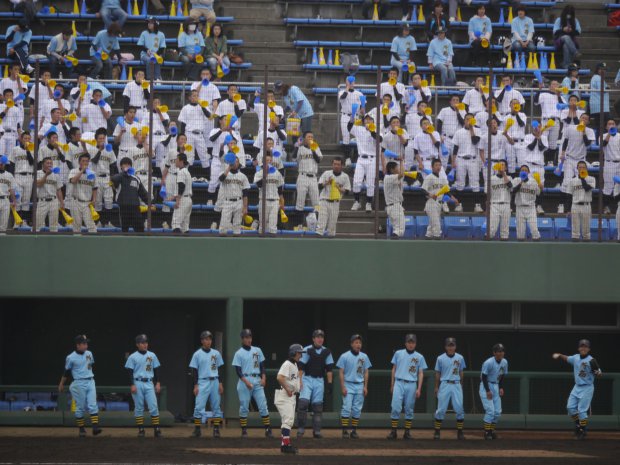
[190,330,224,438]
[125,334,162,437]
[387,334,427,440]
[553,339,602,439]
[232,329,272,437]
[58,335,101,437]
[336,334,372,439]
[433,337,466,440]
[479,343,508,440]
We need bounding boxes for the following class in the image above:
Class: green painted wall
[1,236,619,302]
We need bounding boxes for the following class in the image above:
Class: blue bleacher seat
[0,401,10,411]
[29,392,52,401]
[471,216,486,239]
[553,217,571,240]
[444,216,473,239]
[531,217,555,240]
[5,392,28,401]
[0,12,235,23]
[386,215,415,238]
[34,401,57,410]
[10,400,34,411]
[106,401,130,411]
[415,215,437,238]
[590,219,609,240]
[97,400,106,410]
[609,219,618,241]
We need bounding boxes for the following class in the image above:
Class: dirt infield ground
[1,427,619,465]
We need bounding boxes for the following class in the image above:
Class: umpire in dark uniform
[111,157,150,232]
[296,329,335,438]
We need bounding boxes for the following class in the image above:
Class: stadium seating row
[294,40,555,52]
[279,0,556,6]
[0,12,234,23]
[284,18,556,29]
[302,64,587,75]
[0,35,243,47]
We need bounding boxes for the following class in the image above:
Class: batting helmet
[240,329,252,338]
[493,343,505,353]
[312,329,325,338]
[288,344,305,358]
[75,334,89,344]
[135,334,148,344]
[200,331,213,340]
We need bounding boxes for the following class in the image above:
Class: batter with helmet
[275,344,305,454]
[189,330,224,438]
[479,343,508,439]
[296,329,335,439]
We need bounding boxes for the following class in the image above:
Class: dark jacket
[111,171,149,207]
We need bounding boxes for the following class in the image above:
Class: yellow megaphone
[232,93,242,102]
[131,127,138,136]
[279,209,288,223]
[381,105,389,115]
[354,118,363,126]
[26,142,34,151]
[367,122,376,132]
[66,56,79,66]
[199,100,209,108]
[404,171,418,180]
[157,105,169,113]
[456,103,465,111]
[579,169,588,179]
[532,172,541,184]
[329,178,341,201]
[101,52,109,61]
[493,162,503,171]
[89,204,100,222]
[60,209,74,225]
[231,145,239,154]
[243,214,253,225]
[59,143,69,151]
[141,126,149,135]
[576,123,585,132]
[141,81,149,89]
[513,103,521,112]
[560,86,568,94]
[6,99,14,108]
[11,206,23,226]
[185,144,193,152]
[481,38,489,48]
[577,100,586,109]
[407,63,416,73]
[195,55,204,64]
[216,65,224,79]
[67,112,77,122]
[154,53,164,64]
[543,119,555,130]
[18,74,30,83]
[481,85,489,93]
[81,139,96,146]
[420,79,428,87]
[139,205,156,213]
[424,107,432,116]
[79,83,88,97]
[505,118,514,130]
[268,100,276,109]
[427,125,435,133]
[48,79,57,88]
[469,117,477,126]
[269,111,277,122]
[396,128,404,136]
[492,104,497,114]
[436,185,450,197]
[310,142,319,151]
[388,77,397,86]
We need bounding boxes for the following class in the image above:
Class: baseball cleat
[365,203,372,212]
[138,428,145,438]
[433,430,440,440]
[191,428,201,438]
[241,428,248,438]
[474,203,483,213]
[536,205,545,215]
[265,428,273,438]
[342,430,350,438]
[154,427,162,437]
[454,204,463,212]
[442,203,450,213]
[490,431,497,440]
[313,432,323,439]
[403,430,412,440]
[484,431,493,440]
[92,426,102,436]
[557,204,564,214]
[386,430,397,440]
[350,431,359,439]
[281,444,297,454]
[351,201,361,211]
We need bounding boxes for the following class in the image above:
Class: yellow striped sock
[571,414,579,422]
[484,423,492,431]
[152,416,160,426]
[90,414,99,425]
[76,418,85,427]
[136,416,144,425]
[434,419,442,430]
[456,421,464,430]
[261,415,271,426]
[340,417,349,427]
[213,418,221,427]
[579,419,587,427]
[491,423,496,431]
[404,420,412,430]
[240,417,248,427]
[391,420,399,428]
[194,417,202,426]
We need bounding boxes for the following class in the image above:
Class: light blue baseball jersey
[137,31,166,53]
[65,351,95,379]
[391,350,427,382]
[336,350,372,383]
[300,345,335,366]
[511,16,535,41]
[189,348,224,378]
[232,346,265,375]
[125,351,161,378]
[390,35,417,61]
[283,86,314,119]
[427,37,454,66]
[468,16,492,41]
[435,353,466,382]
[567,354,597,386]
[480,357,508,383]
[5,25,32,54]
[178,32,205,55]
[90,29,120,56]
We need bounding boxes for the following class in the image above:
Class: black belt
[574,202,590,205]
[488,381,498,384]
[396,379,417,384]
[0,195,8,199]
[345,380,363,384]
[243,374,260,377]
[183,194,192,197]
[134,377,153,382]
[608,160,620,163]
[460,156,474,160]
[530,162,543,166]
[324,199,339,203]
[199,377,219,380]
[490,159,504,162]
[512,138,524,142]
[98,174,109,177]
[76,377,94,380]
[137,170,148,175]
[191,130,203,134]
[300,173,315,177]
[266,199,278,201]
[154,131,164,135]
[386,203,401,207]
[443,380,459,384]
[493,202,509,204]
[226,197,241,202]
[17,172,32,175]
[360,155,375,159]
[3,129,14,133]
[76,199,91,203]
[41,197,55,202]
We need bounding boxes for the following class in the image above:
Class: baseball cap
[437,26,447,34]
[578,339,591,348]
[444,337,456,346]
[493,343,505,353]
[75,334,89,344]
[350,334,362,343]
[405,333,417,343]
[312,329,325,338]
[135,334,148,344]
[200,330,213,340]
[274,80,284,91]
[240,329,252,338]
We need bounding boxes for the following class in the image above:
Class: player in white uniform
[161,134,188,217]
[376,68,406,109]
[89,129,117,227]
[207,119,238,206]
[77,88,112,134]
[502,100,527,174]
[452,114,482,212]
[178,90,213,169]
[382,117,408,163]
[255,120,287,162]
[0,155,17,232]
[215,84,246,133]
[405,102,434,170]
[316,157,351,237]
[8,132,34,223]
[494,75,524,116]
[436,96,466,161]
[513,165,542,241]
[190,69,221,160]
[422,159,459,239]
[113,106,141,164]
[601,120,620,214]
[126,134,152,203]
[349,114,381,212]
[522,123,548,214]
[254,152,285,234]
[27,70,54,123]
[69,153,98,234]
[559,95,585,134]
[293,131,322,222]
[479,119,509,189]
[275,344,305,455]
[35,156,64,232]
[475,98,501,130]
[462,77,489,116]
[250,89,284,136]
[122,70,150,113]
[0,64,27,106]
[39,108,71,145]
[567,161,595,241]
[217,158,250,235]
[614,178,620,241]
[137,98,170,166]
[171,153,193,233]
[338,77,363,160]
[39,132,70,186]
[404,74,432,115]
[534,80,564,162]
[255,138,284,171]
[487,160,513,240]
[413,118,442,174]
[0,89,23,156]
[368,94,400,133]
[41,84,71,126]
[383,156,405,238]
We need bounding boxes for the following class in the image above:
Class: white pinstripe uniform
[295,145,322,211]
[436,106,466,161]
[41,98,70,125]
[316,170,351,237]
[535,91,563,151]
[382,128,409,161]
[368,105,401,131]
[217,170,250,235]
[559,109,584,131]
[163,147,183,202]
[68,168,97,233]
[494,86,524,116]
[35,169,62,232]
[560,125,595,194]
[475,110,501,131]
[39,121,69,144]
[377,82,406,108]
[567,175,595,240]
[80,100,112,133]
[614,181,620,240]
[252,101,284,136]
[404,85,432,115]
[413,130,442,173]
[383,173,405,237]
[113,118,142,164]
[171,166,193,233]
[126,145,151,203]
[254,128,287,161]
[0,169,15,232]
[8,145,34,212]
[350,125,379,198]
[602,131,620,196]
[65,141,88,207]
[137,108,170,165]
[486,173,512,239]
[338,88,363,144]
[256,149,283,171]
[254,166,284,234]
[404,113,433,168]
[190,80,221,148]
[0,77,27,102]
[178,103,213,168]
[479,130,508,185]
[207,128,234,196]
[452,126,481,192]
[421,172,448,238]
[501,112,527,172]
[522,134,548,184]
[462,88,488,115]
[39,144,69,185]
[122,80,149,110]
[0,102,22,156]
[513,176,541,240]
[215,98,246,132]
[87,145,117,211]
[28,82,54,123]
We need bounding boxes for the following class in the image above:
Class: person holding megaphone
[601,120,620,215]
[46,28,77,78]
[69,153,98,234]
[468,5,492,67]
[35,157,64,232]
[0,89,23,157]
[138,17,167,82]
[89,22,122,79]
[0,155,17,232]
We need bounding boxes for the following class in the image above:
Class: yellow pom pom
[560,86,568,94]
[26,142,34,151]
[6,99,14,108]
[199,100,209,108]
[233,93,242,102]
[195,55,204,64]
[381,105,389,115]
[67,113,77,122]
[244,215,253,225]
[577,100,586,109]
[141,126,149,135]
[231,145,240,154]
[427,125,435,133]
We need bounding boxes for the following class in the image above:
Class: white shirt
[452,127,480,158]
[560,109,585,127]
[69,168,97,202]
[177,166,193,197]
[126,145,150,173]
[88,145,117,176]
[563,125,595,160]
[502,112,527,140]
[536,90,564,119]
[252,101,284,135]
[41,98,70,125]
[9,145,34,174]
[479,131,508,161]
[0,103,22,131]
[522,134,548,165]
[494,86,525,115]
[413,131,441,159]
[217,170,250,200]
[513,176,540,207]
[567,175,595,203]
[338,88,364,115]
[137,108,169,136]
[463,88,488,114]
[39,143,67,170]
[0,170,15,196]
[39,121,69,144]
[383,173,403,205]
[189,81,221,112]
[405,113,433,139]
[603,132,620,162]
[350,125,378,157]
[215,98,246,130]
[178,103,212,132]
[113,119,141,150]
[437,106,466,138]
[254,128,286,157]
[122,81,149,108]
[254,165,284,200]
[421,172,448,198]
[295,144,322,175]
[28,82,54,117]
[487,174,512,203]
[81,100,112,133]
[318,170,350,200]
[277,360,300,394]
[377,81,406,105]
[382,129,408,158]
[36,170,61,199]
[404,86,432,114]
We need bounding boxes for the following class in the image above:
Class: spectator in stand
[390,25,417,84]
[46,28,78,78]
[138,17,166,82]
[5,20,33,74]
[427,27,456,87]
[589,63,610,132]
[275,80,314,135]
[468,5,492,66]
[362,0,389,20]
[561,64,581,99]
[205,24,231,77]
[448,0,472,23]
[148,0,166,15]
[178,18,205,82]
[511,6,535,54]
[99,0,128,29]
[10,0,42,28]
[189,0,217,26]
[426,1,450,42]
[553,5,582,69]
[90,22,122,79]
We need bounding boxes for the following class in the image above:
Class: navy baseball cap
[200,330,213,340]
[493,343,505,352]
[405,334,417,343]
[350,334,362,343]
[240,329,252,338]
[135,334,148,344]
[75,334,89,344]
[312,329,325,338]
[445,337,456,346]
[578,339,591,348]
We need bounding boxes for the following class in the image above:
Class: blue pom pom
[224,152,237,165]
[610,127,618,136]
[65,59,73,68]
[520,171,529,180]
[127,167,135,175]
[105,143,113,152]
[159,186,167,198]
[170,126,178,136]
[351,103,359,115]
[441,143,449,156]
[447,170,455,182]
[0,155,8,164]
[14,191,20,199]
[254,96,260,105]
[359,95,367,107]
[613,176,620,184]
[273,150,281,158]
[347,76,355,84]
[223,134,233,145]
[474,30,482,38]
[505,85,512,91]
[52,167,61,174]
[255,165,261,172]
[222,65,230,75]
[229,115,238,127]
[15,94,25,102]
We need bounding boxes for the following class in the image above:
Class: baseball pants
[571,203,591,240]
[425,199,442,238]
[237,377,269,417]
[435,382,464,421]
[542,118,560,152]
[387,203,405,237]
[603,160,620,195]
[274,389,297,431]
[208,156,221,194]
[560,158,584,193]
[162,173,177,212]
[505,143,523,173]
[219,199,243,235]
[0,198,10,232]
[0,132,18,157]
[186,132,210,168]
[36,198,59,232]
[390,380,418,420]
[298,376,325,434]
[193,379,222,421]
[14,173,33,212]
[404,144,416,170]
[479,383,502,424]
[171,196,192,232]
[72,200,97,233]
[455,157,480,192]
[353,158,376,197]
[258,199,279,234]
[490,203,510,239]
[137,174,151,206]
[516,206,540,240]
[95,176,113,211]
[316,199,340,237]
[341,114,353,144]
[296,174,319,210]
[341,381,365,420]
[132,380,159,418]
[567,384,594,420]
[70,379,99,418]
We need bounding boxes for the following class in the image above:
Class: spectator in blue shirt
[5,20,33,74]
[178,18,205,81]
[427,27,456,86]
[362,0,389,20]
[275,80,314,135]
[589,63,610,132]
[46,28,78,78]
[390,25,417,84]
[468,5,492,66]
[561,63,581,99]
[99,0,128,29]
[138,17,167,82]
[89,22,122,79]
[511,6,535,54]
[553,5,582,69]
